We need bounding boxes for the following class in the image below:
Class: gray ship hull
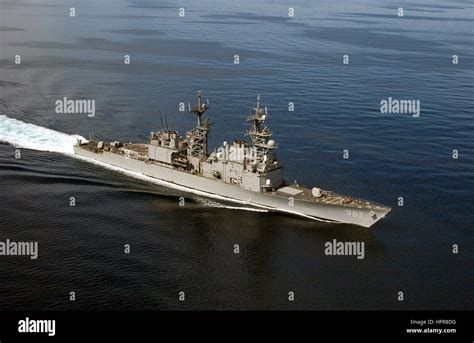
[73,145,390,228]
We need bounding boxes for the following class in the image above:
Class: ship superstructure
[74,92,391,228]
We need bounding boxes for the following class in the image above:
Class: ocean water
[0,0,473,310]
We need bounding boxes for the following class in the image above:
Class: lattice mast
[246,95,277,170]
[188,91,211,158]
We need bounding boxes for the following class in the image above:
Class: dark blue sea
[0,0,473,310]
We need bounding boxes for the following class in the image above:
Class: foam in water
[0,115,86,154]
[195,198,268,213]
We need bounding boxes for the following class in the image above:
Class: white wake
[0,115,86,154]
[195,198,269,213]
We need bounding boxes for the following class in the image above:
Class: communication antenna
[190,90,209,127]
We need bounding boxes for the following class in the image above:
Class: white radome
[312,187,322,197]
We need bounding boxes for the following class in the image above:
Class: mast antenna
[190,90,209,127]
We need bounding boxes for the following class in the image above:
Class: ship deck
[79,141,149,157]
[275,185,389,210]
[120,144,148,156]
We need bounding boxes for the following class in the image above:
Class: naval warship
[74,92,391,228]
